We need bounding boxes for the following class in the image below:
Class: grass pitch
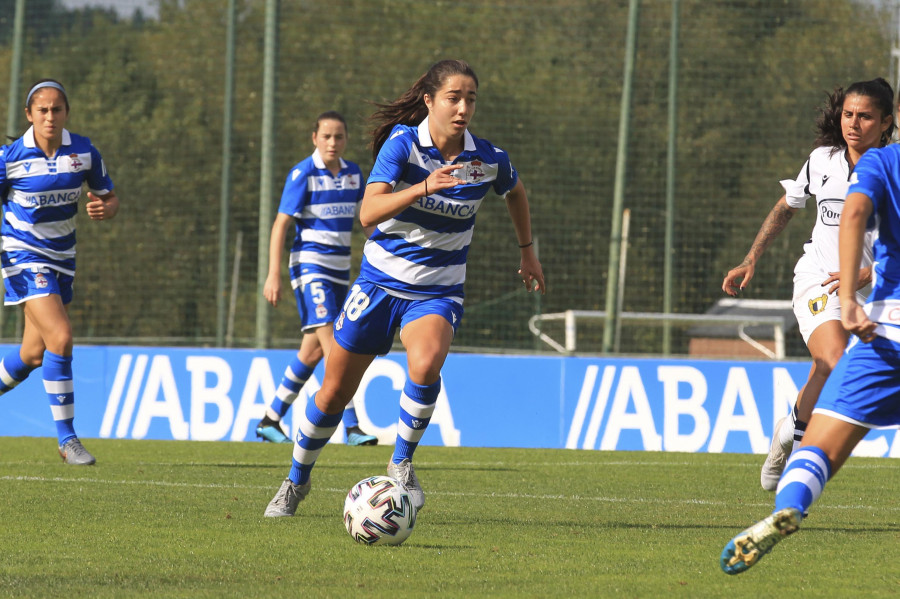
[1,437,898,597]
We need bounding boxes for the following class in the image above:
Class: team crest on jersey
[808,294,828,315]
[68,154,83,171]
[34,273,48,289]
[458,160,486,183]
[316,305,328,319]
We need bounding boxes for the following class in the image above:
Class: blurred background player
[264,59,545,517]
[721,78,895,491]
[0,79,120,464]
[255,111,377,447]
[721,92,900,573]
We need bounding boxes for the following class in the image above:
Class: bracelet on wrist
[518,240,533,249]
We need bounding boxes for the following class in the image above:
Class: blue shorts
[333,278,464,355]
[814,336,900,428]
[293,278,348,332]
[4,267,73,306]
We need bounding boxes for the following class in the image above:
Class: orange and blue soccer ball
[343,475,417,545]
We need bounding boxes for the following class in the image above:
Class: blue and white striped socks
[0,349,35,396]
[774,446,832,520]
[288,397,341,485]
[267,357,315,421]
[43,350,76,445]
[392,379,441,464]
[343,399,360,429]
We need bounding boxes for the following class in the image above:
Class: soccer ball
[343,475,417,545]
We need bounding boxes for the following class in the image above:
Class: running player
[0,79,119,465]
[264,59,545,517]
[721,78,895,491]
[721,98,900,574]
[255,111,377,447]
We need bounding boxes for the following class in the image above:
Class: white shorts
[792,270,866,344]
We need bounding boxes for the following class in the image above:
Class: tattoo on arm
[746,203,793,263]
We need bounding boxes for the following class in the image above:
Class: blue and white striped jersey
[278,149,364,287]
[362,117,518,300]
[0,127,113,277]
[848,144,900,318]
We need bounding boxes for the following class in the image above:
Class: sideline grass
[1,437,898,597]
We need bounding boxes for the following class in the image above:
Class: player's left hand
[518,249,546,294]
[841,301,877,342]
[86,191,119,221]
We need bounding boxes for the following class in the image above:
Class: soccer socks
[43,351,76,445]
[774,446,832,519]
[392,379,441,464]
[790,403,807,453]
[343,399,360,429]
[0,349,35,396]
[288,397,341,485]
[266,357,315,421]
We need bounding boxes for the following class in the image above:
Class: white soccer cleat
[387,459,424,511]
[760,417,793,491]
[264,478,311,517]
[720,507,801,574]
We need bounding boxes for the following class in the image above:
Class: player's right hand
[722,262,754,297]
[263,275,281,307]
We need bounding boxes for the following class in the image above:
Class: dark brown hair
[314,110,347,133]
[815,77,895,150]
[369,59,479,159]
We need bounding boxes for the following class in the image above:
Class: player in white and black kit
[722,78,895,491]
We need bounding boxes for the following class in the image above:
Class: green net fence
[0,0,895,356]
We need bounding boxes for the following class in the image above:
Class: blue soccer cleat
[346,426,377,446]
[721,507,801,574]
[255,419,291,443]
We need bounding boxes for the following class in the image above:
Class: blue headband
[25,82,67,108]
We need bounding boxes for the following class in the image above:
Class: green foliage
[0,0,894,352]
[1,437,899,597]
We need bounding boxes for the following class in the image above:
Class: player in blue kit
[0,79,119,465]
[255,111,377,447]
[721,108,900,574]
[265,59,545,517]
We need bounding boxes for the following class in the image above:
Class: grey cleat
[58,438,96,465]
[761,417,794,491]
[264,478,311,517]
[387,458,424,511]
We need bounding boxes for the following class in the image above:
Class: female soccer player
[265,59,545,517]
[0,79,119,465]
[255,111,376,447]
[721,78,895,491]
[721,97,900,574]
